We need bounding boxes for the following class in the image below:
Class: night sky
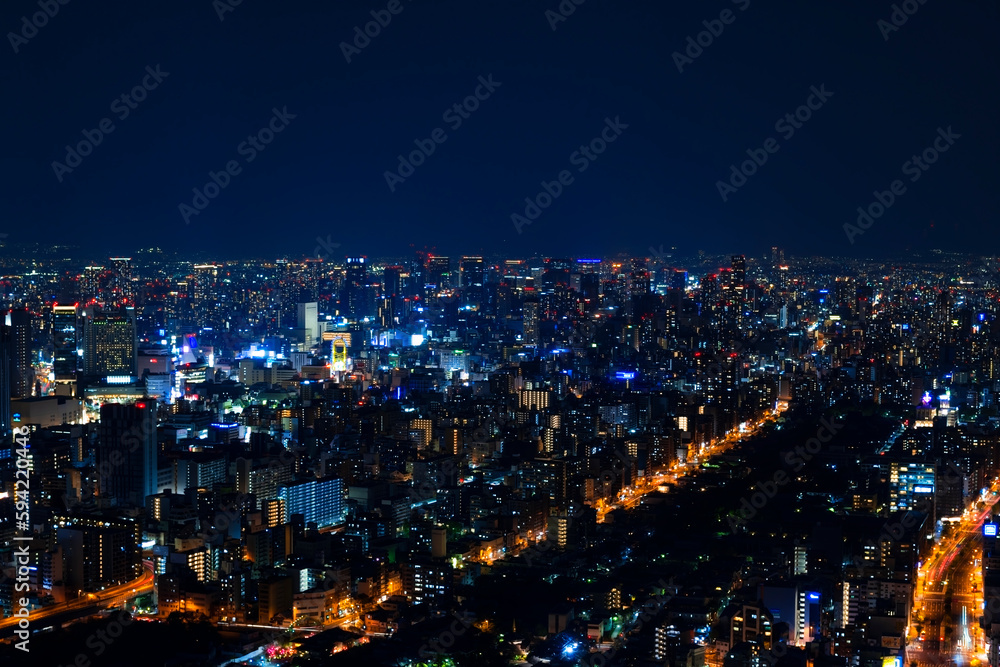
[1,0,997,259]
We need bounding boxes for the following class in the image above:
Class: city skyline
[3,1,1000,666]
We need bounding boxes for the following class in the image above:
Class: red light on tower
[136,402,146,409]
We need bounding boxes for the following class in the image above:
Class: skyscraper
[0,323,13,441]
[296,302,319,346]
[382,266,403,297]
[108,257,133,307]
[193,264,221,315]
[81,265,105,303]
[343,257,368,318]
[523,300,540,347]
[97,400,157,506]
[83,309,136,378]
[730,255,747,295]
[460,256,484,305]
[729,255,747,328]
[459,256,484,289]
[5,309,32,398]
[427,255,451,289]
[52,304,78,388]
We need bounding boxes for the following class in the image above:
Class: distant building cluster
[0,249,999,667]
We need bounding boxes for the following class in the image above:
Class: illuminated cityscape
[1,2,997,666]
[0,250,996,667]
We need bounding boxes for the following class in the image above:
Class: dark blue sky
[1,0,997,259]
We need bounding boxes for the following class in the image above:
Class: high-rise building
[0,323,13,441]
[108,257,133,307]
[83,309,136,378]
[343,257,368,318]
[523,300,540,347]
[97,400,157,506]
[427,255,451,289]
[54,513,142,592]
[193,264,221,312]
[81,265,105,303]
[4,309,32,398]
[52,304,78,387]
[729,254,747,328]
[460,256,484,289]
[731,254,747,287]
[277,477,346,529]
[383,266,403,297]
[887,461,935,512]
[296,302,319,346]
[460,256,484,306]
[411,253,427,298]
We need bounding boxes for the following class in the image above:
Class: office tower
[728,255,747,328]
[83,309,136,378]
[0,324,12,441]
[81,265,105,303]
[411,253,427,298]
[108,257,133,307]
[731,255,746,286]
[277,477,346,529]
[296,302,319,346]
[426,255,451,289]
[770,246,784,268]
[383,265,403,297]
[4,309,32,398]
[523,300,540,347]
[887,461,935,512]
[193,264,221,313]
[460,256,484,289]
[52,304,78,388]
[377,296,393,328]
[628,266,651,298]
[460,256,484,305]
[542,258,572,289]
[97,400,157,507]
[342,257,368,318]
[54,514,143,591]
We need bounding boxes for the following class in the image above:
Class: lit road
[0,561,154,634]
[911,481,1000,665]
[595,410,781,522]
